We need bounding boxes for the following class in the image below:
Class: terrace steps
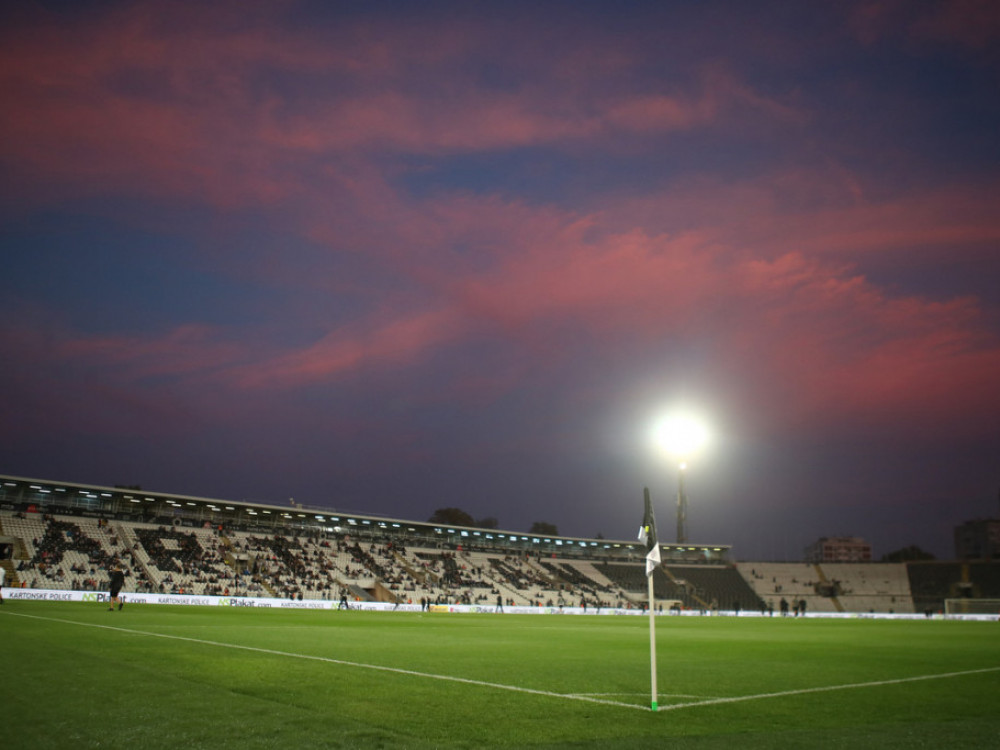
[663,565,709,609]
[815,564,844,612]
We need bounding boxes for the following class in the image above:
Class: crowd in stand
[12,510,990,614]
[3,512,643,606]
[16,514,127,590]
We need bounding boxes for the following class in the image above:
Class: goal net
[944,598,1000,615]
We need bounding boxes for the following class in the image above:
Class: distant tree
[428,507,476,527]
[594,532,604,540]
[881,545,935,562]
[529,521,558,536]
[476,517,499,529]
[114,484,143,490]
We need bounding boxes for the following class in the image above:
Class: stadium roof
[0,473,731,562]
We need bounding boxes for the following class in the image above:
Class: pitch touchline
[1,611,646,712]
[5,610,998,714]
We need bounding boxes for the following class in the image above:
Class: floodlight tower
[653,412,709,545]
[677,462,688,544]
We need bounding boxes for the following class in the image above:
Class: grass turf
[2,602,999,748]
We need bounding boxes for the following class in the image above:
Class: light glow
[653,412,710,460]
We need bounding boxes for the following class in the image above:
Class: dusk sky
[2,0,998,560]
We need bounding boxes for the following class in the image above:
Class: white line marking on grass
[152,625,318,630]
[654,666,1000,712]
[0,611,647,712]
[571,692,718,699]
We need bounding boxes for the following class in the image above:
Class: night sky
[2,1,998,560]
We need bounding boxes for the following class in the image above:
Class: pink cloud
[908,0,1000,49]
[0,317,240,437]
[0,3,801,215]
[230,308,465,389]
[585,169,1000,272]
[185,155,999,435]
[720,252,1000,436]
[2,3,996,451]
[400,192,1000,437]
[215,180,1000,442]
[3,167,997,446]
[751,186,1000,262]
[850,0,1000,49]
[58,324,248,380]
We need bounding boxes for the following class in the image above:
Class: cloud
[58,324,248,380]
[176,174,998,447]
[0,1,804,216]
[8,155,997,448]
[721,253,1000,437]
[850,0,1000,50]
[231,308,464,388]
[2,0,997,483]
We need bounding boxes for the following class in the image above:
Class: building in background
[804,536,872,563]
[954,519,1000,560]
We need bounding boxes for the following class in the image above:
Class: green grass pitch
[2,602,999,748]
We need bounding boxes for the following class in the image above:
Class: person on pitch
[108,562,126,611]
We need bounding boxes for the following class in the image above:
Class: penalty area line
[0,611,647,712]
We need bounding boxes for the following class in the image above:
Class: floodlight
[653,413,709,459]
[650,409,712,545]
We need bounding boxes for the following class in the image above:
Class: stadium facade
[804,536,873,563]
[954,518,1000,560]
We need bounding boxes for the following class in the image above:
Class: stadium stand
[968,561,1000,598]
[819,562,913,614]
[907,562,964,614]
[737,562,831,613]
[669,565,764,612]
[906,560,1000,614]
[1,495,998,614]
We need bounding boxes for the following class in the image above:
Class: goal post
[944,598,1000,615]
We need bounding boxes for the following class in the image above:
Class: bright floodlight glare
[654,413,709,459]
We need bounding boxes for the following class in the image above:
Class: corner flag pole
[648,554,657,711]
[640,486,661,712]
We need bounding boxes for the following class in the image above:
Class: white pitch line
[571,692,719,699]
[654,666,1000,712]
[0,611,646,712]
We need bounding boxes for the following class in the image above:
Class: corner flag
[638,488,661,576]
